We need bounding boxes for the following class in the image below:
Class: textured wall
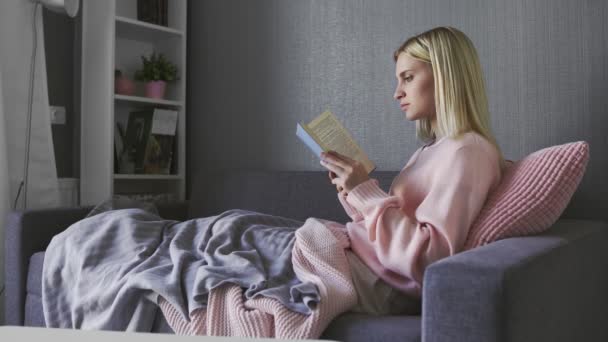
[187,0,608,221]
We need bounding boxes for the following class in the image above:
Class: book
[123,109,154,174]
[142,108,178,174]
[137,0,165,26]
[296,110,376,174]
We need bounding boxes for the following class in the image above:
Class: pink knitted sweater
[338,131,502,297]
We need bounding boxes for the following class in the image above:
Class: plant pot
[144,80,167,99]
[114,75,136,96]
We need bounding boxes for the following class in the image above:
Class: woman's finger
[320,159,343,175]
[328,171,337,180]
[322,152,350,170]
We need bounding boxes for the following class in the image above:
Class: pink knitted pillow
[463,141,590,250]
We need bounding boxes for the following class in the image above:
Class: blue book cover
[296,122,325,158]
[295,110,376,174]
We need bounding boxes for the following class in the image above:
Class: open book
[296,110,376,174]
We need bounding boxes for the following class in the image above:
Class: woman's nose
[394,88,404,100]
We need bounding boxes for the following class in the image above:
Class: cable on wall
[13,3,40,210]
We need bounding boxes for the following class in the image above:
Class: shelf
[114,174,183,180]
[115,16,183,42]
[114,94,183,107]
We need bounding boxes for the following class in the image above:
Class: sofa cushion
[463,141,590,249]
[27,252,45,296]
[321,313,421,342]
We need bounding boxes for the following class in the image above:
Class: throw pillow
[463,141,590,250]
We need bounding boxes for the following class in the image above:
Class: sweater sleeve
[337,191,364,222]
[344,145,499,284]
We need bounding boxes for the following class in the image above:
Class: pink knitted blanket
[158,217,358,339]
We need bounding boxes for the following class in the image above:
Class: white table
[0,326,337,341]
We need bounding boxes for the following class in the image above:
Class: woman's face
[393,53,436,122]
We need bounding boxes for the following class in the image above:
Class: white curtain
[0,52,10,326]
[0,2,60,210]
[0,1,61,324]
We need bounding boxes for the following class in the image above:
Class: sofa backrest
[189,170,399,223]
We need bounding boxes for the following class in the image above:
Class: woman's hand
[320,151,370,194]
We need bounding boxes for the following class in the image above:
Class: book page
[308,111,357,155]
[307,110,375,173]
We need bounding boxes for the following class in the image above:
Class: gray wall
[187,0,608,222]
[43,8,77,178]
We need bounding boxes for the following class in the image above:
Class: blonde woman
[319,27,506,315]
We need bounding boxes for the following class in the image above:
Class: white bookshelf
[81,0,187,205]
[114,174,183,180]
[115,15,184,40]
[114,94,184,107]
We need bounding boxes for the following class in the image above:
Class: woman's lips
[401,103,409,110]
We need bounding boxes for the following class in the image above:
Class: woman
[319,26,507,315]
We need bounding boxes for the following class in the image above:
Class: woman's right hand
[328,171,344,193]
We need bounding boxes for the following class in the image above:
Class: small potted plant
[134,52,178,99]
[114,69,136,96]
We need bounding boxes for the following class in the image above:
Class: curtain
[0,2,60,210]
[0,52,9,326]
[0,1,61,324]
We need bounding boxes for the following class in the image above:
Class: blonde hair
[394,27,508,171]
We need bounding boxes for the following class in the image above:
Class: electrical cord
[13,3,40,210]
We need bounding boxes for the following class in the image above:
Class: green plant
[134,52,178,82]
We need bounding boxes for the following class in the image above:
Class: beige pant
[345,250,421,315]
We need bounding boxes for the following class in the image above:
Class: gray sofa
[5,170,608,341]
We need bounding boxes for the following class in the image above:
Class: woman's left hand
[320,151,370,194]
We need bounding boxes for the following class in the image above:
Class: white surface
[115,16,184,41]
[80,0,114,205]
[0,327,335,342]
[114,94,183,107]
[114,174,182,180]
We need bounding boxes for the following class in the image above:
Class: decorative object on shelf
[134,52,178,99]
[114,69,136,96]
[143,109,178,174]
[137,0,168,27]
[115,122,135,174]
[122,108,178,174]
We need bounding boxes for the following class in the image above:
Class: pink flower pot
[144,80,167,99]
[114,75,136,96]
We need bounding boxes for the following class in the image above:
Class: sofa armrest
[422,219,608,342]
[4,201,189,326]
[4,206,93,325]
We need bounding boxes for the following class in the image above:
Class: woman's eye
[405,76,413,82]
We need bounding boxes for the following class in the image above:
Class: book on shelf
[296,110,376,174]
[137,0,168,26]
[122,108,178,175]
